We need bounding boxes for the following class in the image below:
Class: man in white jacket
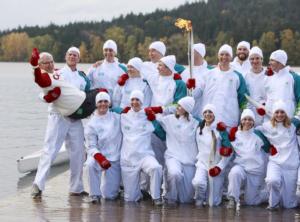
[231,41,251,77]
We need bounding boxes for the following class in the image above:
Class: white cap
[178,96,195,113]
[149,41,166,56]
[241,109,255,122]
[160,55,176,73]
[130,90,144,104]
[128,57,143,72]
[272,100,289,116]
[270,49,288,66]
[237,41,250,51]
[95,92,111,104]
[103,39,117,54]
[249,46,263,58]
[202,104,216,115]
[193,43,206,57]
[67,46,80,56]
[218,44,233,58]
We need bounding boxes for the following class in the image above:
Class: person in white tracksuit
[120,90,163,205]
[84,92,122,203]
[257,100,300,209]
[231,41,251,77]
[192,104,232,207]
[87,39,127,99]
[227,109,269,210]
[155,97,198,204]
[31,47,88,198]
[244,46,267,126]
[112,57,152,108]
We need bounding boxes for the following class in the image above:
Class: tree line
[0,0,300,65]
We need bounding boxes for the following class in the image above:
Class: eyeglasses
[41,61,54,65]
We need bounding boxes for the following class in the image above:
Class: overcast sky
[0,0,198,31]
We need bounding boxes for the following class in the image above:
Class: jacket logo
[53,74,60,80]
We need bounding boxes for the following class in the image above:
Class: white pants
[265,161,298,208]
[192,165,225,206]
[165,158,196,203]
[121,155,162,201]
[228,165,266,205]
[86,158,121,199]
[34,113,85,193]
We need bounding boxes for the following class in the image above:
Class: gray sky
[0,0,198,31]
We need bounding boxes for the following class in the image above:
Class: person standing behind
[31,47,89,198]
[88,40,127,99]
[85,92,122,204]
[231,41,251,77]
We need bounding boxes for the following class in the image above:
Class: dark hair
[175,112,190,121]
[198,120,206,135]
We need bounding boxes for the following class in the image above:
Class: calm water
[0,62,299,200]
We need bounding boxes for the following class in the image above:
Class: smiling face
[176,104,187,116]
[269,59,284,73]
[39,54,54,73]
[65,51,80,69]
[157,61,172,76]
[96,100,110,115]
[218,51,232,67]
[127,64,140,77]
[103,48,115,63]
[236,46,249,61]
[148,48,162,63]
[130,98,142,112]
[273,109,287,122]
[249,54,263,71]
[241,117,254,130]
[203,110,215,125]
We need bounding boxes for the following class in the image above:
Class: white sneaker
[31,184,42,199]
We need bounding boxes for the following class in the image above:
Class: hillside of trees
[0,0,300,65]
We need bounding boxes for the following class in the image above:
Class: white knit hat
[95,92,111,104]
[202,104,216,115]
[218,44,233,57]
[130,90,144,104]
[149,41,166,56]
[67,46,80,56]
[249,46,263,58]
[128,57,143,72]
[272,100,289,115]
[103,39,118,54]
[178,96,195,113]
[270,49,288,66]
[241,109,255,122]
[193,43,206,57]
[160,55,176,73]
[237,41,250,51]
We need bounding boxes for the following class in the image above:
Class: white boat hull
[17,144,69,174]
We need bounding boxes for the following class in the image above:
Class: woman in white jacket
[84,92,122,203]
[227,109,269,210]
[192,104,232,207]
[257,100,300,209]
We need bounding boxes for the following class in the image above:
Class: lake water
[0,62,299,200]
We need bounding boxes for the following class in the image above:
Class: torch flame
[175,18,192,32]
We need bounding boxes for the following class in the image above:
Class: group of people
[29,38,300,211]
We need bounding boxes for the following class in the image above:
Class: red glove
[97,88,108,93]
[173,73,182,80]
[122,106,131,113]
[186,78,196,89]
[144,108,156,121]
[269,145,278,156]
[265,67,274,76]
[256,107,266,116]
[148,106,163,114]
[216,122,227,131]
[43,87,61,103]
[209,166,221,177]
[219,147,233,157]
[94,153,111,170]
[117,73,129,86]
[228,127,238,141]
[30,48,40,67]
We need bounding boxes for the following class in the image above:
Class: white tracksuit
[84,111,122,199]
[181,61,210,118]
[112,77,152,108]
[88,58,126,98]
[157,114,198,203]
[228,129,268,205]
[34,65,88,193]
[231,58,251,77]
[192,123,230,206]
[199,67,248,127]
[263,66,296,118]
[258,121,300,208]
[244,68,267,126]
[120,109,162,201]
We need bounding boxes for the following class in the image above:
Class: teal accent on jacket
[173,80,187,103]
[174,63,185,74]
[78,71,91,92]
[254,129,271,153]
[233,70,249,110]
[118,63,128,73]
[152,120,166,141]
[290,71,300,114]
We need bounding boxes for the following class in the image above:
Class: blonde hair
[270,115,291,128]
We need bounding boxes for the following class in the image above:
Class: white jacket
[158,114,198,165]
[231,57,251,78]
[85,111,122,161]
[120,109,155,166]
